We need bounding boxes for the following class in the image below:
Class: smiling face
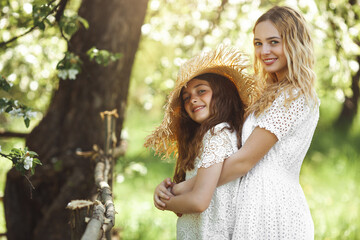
[254,20,288,81]
[181,78,213,124]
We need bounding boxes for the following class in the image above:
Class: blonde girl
[155,6,320,239]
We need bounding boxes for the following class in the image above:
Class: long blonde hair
[248,6,318,116]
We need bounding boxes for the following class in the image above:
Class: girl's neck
[275,69,288,82]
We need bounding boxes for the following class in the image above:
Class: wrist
[172,183,181,195]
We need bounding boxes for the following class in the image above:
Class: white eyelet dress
[177,123,240,240]
[232,90,319,240]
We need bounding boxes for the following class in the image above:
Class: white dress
[177,123,240,240]
[232,90,319,240]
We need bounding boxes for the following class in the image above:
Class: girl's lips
[263,58,277,65]
[193,106,205,112]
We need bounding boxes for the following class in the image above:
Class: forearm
[164,164,222,214]
[217,150,250,186]
[172,177,196,195]
[163,191,205,214]
[217,127,278,186]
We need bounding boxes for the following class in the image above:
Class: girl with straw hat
[154,6,320,239]
[145,45,260,239]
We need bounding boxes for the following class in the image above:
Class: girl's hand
[154,178,174,210]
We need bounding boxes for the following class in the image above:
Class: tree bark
[4,0,149,239]
[335,55,360,129]
[335,0,360,130]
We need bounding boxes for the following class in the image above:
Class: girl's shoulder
[212,122,230,132]
[203,122,232,139]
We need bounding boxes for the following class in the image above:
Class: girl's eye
[183,96,190,102]
[198,89,206,94]
[254,42,262,46]
[271,40,279,44]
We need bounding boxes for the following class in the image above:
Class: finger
[154,194,166,209]
[158,190,172,200]
[155,192,167,206]
[164,177,172,187]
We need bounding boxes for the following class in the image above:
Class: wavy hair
[248,6,318,116]
[173,73,245,183]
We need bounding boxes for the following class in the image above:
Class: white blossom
[9,108,24,117]
[25,110,37,118]
[57,70,68,80]
[24,155,33,170]
[68,69,79,80]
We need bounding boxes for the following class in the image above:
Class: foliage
[87,47,123,66]
[0,76,40,178]
[56,51,83,80]
[0,76,36,128]
[0,147,41,176]
[312,0,360,102]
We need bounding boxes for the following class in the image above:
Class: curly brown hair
[173,73,245,183]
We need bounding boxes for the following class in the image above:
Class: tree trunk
[335,0,360,130]
[4,0,149,239]
[335,55,360,129]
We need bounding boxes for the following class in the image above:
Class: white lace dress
[232,90,319,240]
[177,123,240,240]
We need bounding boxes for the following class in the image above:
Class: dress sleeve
[197,124,236,169]
[255,91,310,141]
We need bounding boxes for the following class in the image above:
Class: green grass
[301,126,360,240]
[113,153,177,239]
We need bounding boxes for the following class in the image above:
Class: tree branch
[0,131,28,138]
[0,0,60,48]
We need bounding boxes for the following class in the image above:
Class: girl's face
[182,78,213,124]
[254,20,288,81]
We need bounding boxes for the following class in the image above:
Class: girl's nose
[262,44,270,54]
[191,96,198,103]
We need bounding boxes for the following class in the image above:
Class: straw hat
[144,45,260,158]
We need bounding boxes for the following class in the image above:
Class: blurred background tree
[1,0,148,239]
[0,0,359,239]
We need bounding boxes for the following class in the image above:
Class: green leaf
[36,21,46,30]
[5,105,13,112]
[78,17,89,29]
[0,98,7,107]
[10,148,22,156]
[24,117,30,128]
[0,76,11,91]
[28,151,39,156]
[33,158,42,165]
[86,47,122,66]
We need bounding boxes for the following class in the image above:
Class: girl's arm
[218,126,277,185]
[162,162,223,214]
[170,127,277,191]
[153,175,196,210]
